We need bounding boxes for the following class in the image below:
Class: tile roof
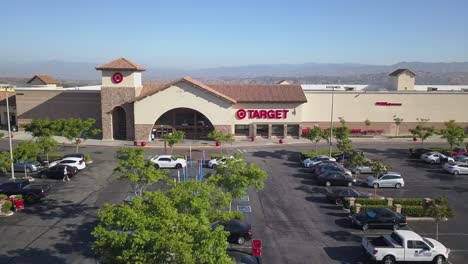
[389,69,416,77]
[136,77,237,103]
[27,75,57,85]
[0,92,16,106]
[95,57,146,71]
[209,83,307,103]
[136,78,307,104]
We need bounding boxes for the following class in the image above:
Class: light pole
[328,85,335,157]
[4,86,15,180]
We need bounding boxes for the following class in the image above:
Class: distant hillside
[1,61,468,85]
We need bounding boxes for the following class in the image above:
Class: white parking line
[237,149,244,153]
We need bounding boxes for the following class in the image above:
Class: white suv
[150,155,187,169]
[208,156,239,169]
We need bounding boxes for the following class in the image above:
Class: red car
[451,147,468,156]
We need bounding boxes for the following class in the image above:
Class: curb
[406,217,436,221]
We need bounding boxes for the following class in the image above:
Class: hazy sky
[2,0,468,68]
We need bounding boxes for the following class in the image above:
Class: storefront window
[287,125,299,137]
[256,125,268,137]
[235,125,250,136]
[272,125,284,137]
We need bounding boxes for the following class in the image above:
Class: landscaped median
[343,196,452,220]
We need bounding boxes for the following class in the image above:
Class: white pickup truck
[362,230,450,264]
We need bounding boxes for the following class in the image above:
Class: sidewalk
[2,130,451,149]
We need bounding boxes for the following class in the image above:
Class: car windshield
[366,210,377,218]
[423,238,434,248]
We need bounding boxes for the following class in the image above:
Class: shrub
[2,200,12,213]
[172,154,186,160]
[400,205,428,217]
[0,132,4,138]
[343,198,351,209]
[85,154,91,162]
[394,198,424,206]
[351,204,391,214]
[45,153,64,161]
[355,198,387,206]
[13,194,23,199]
[0,194,7,200]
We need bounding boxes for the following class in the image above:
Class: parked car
[40,165,78,179]
[454,155,468,163]
[208,156,239,169]
[443,162,468,175]
[408,148,433,159]
[367,172,404,189]
[150,155,187,169]
[227,250,261,264]
[63,153,86,160]
[350,208,407,231]
[301,156,336,168]
[310,160,338,171]
[362,230,450,264]
[348,159,373,174]
[49,157,86,170]
[12,161,40,173]
[325,188,371,205]
[333,151,365,164]
[316,164,352,177]
[211,219,252,244]
[0,179,50,203]
[421,152,454,164]
[317,172,355,187]
[451,147,468,156]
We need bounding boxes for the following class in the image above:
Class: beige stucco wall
[101,70,142,88]
[301,91,468,123]
[134,81,232,126]
[390,73,415,91]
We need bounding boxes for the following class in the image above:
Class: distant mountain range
[1,61,468,86]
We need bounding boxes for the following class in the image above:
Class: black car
[309,160,337,171]
[313,163,341,175]
[40,165,78,179]
[0,179,50,203]
[317,172,355,187]
[227,250,261,264]
[350,208,407,231]
[211,219,252,244]
[408,148,433,158]
[325,188,370,205]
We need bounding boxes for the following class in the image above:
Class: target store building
[14,57,468,141]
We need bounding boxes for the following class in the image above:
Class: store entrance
[152,108,214,140]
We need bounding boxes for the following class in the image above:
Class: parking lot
[242,142,468,264]
[1,141,467,263]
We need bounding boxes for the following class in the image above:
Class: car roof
[371,208,394,214]
[394,230,423,241]
[59,157,82,161]
[383,172,401,176]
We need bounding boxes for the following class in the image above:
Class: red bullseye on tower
[112,72,123,83]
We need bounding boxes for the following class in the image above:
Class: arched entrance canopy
[152,108,214,140]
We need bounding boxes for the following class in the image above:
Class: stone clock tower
[96,57,146,140]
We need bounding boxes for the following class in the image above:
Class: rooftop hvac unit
[427,87,438,91]
[344,87,355,91]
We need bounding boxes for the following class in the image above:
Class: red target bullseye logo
[236,109,247,119]
[112,72,123,84]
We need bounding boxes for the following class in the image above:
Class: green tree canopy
[162,131,185,153]
[55,118,101,152]
[92,192,232,264]
[438,120,465,150]
[114,148,168,196]
[303,127,327,151]
[0,151,11,174]
[23,119,57,138]
[208,158,268,210]
[409,118,435,145]
[36,136,58,162]
[369,159,392,177]
[13,141,39,162]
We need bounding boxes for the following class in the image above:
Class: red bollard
[141,141,147,147]
[251,137,255,142]
[133,141,138,146]
[215,141,221,147]
[279,138,284,144]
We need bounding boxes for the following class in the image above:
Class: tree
[0,151,11,175]
[114,148,168,197]
[162,131,185,154]
[369,159,391,177]
[438,120,465,150]
[208,129,235,153]
[13,141,39,178]
[165,180,236,222]
[425,196,454,240]
[23,119,57,138]
[393,115,404,136]
[92,192,232,264]
[36,136,58,163]
[55,118,101,152]
[303,127,326,152]
[333,121,353,162]
[364,119,371,132]
[409,118,435,146]
[208,158,268,211]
